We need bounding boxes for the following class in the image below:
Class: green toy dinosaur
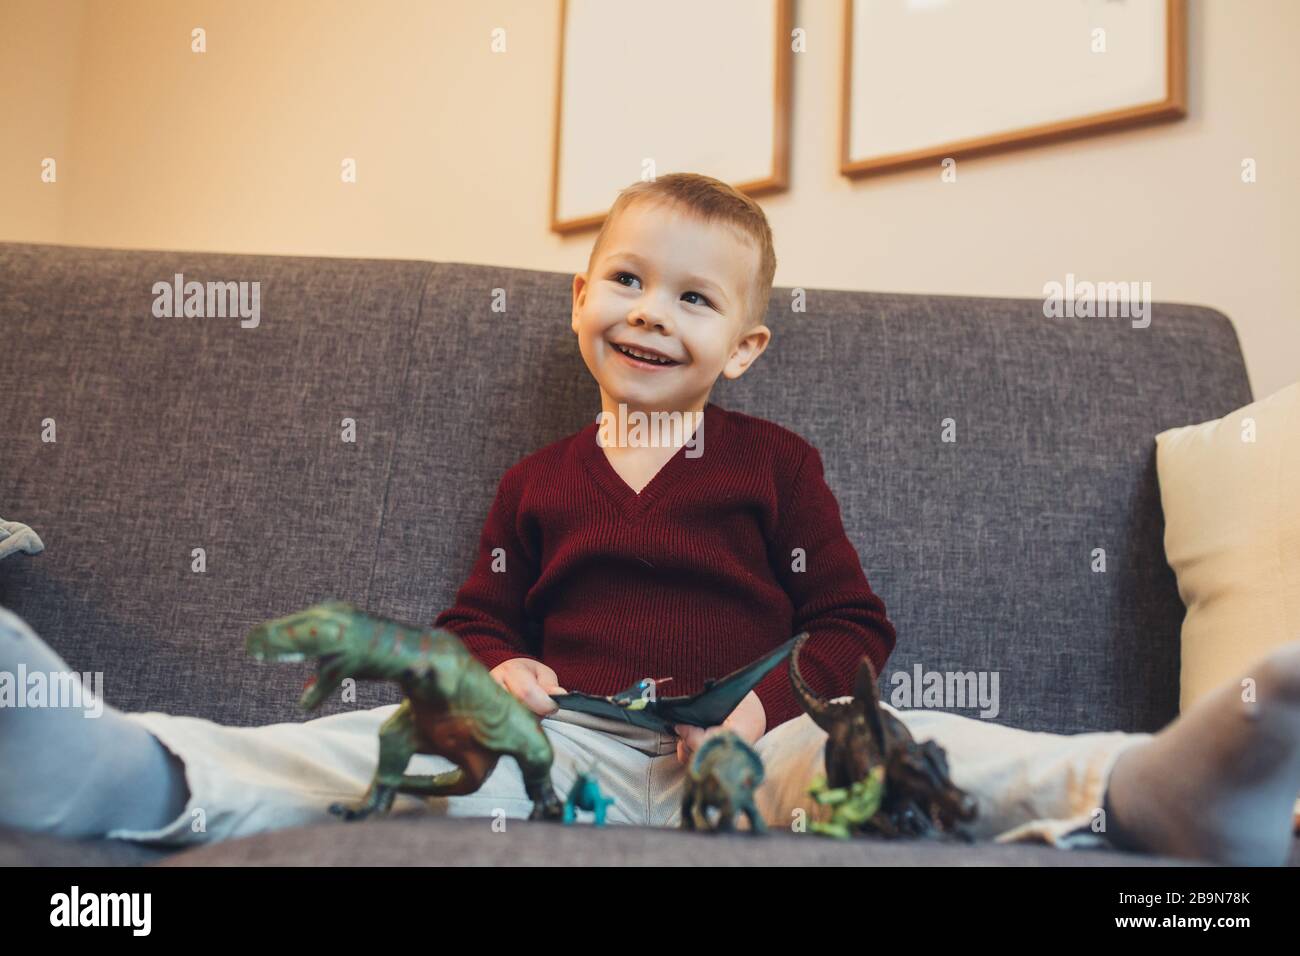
[246,601,563,822]
[680,730,767,835]
[807,766,886,839]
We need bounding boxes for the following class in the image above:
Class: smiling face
[571,200,771,418]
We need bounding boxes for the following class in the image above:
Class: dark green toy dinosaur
[246,601,563,822]
[790,634,978,840]
[680,729,767,835]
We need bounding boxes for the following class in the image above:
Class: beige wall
[1,0,87,244]
[2,0,1295,398]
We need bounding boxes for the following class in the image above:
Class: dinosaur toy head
[248,601,471,711]
[887,739,978,827]
[246,601,369,710]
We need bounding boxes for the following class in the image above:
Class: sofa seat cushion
[149,815,1212,867]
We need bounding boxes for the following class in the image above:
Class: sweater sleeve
[433,465,541,672]
[751,444,898,731]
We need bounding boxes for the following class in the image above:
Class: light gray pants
[108,700,1151,850]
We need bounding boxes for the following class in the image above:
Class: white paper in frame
[551,0,791,234]
[841,0,1186,177]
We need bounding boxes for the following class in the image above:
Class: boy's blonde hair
[588,172,777,330]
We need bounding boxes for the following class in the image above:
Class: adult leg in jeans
[0,606,189,838]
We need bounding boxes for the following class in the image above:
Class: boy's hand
[673,690,766,765]
[490,658,567,717]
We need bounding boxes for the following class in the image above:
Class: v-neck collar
[577,402,721,521]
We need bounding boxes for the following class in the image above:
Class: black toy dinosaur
[549,633,803,733]
[789,634,978,840]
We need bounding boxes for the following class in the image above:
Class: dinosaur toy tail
[851,655,890,755]
[790,635,892,751]
[789,634,837,732]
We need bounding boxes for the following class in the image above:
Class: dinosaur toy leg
[681,789,698,830]
[392,749,497,798]
[890,799,935,838]
[520,765,563,821]
[330,702,498,820]
[394,750,562,821]
[393,764,490,798]
[330,701,420,821]
[515,746,563,821]
[743,799,768,835]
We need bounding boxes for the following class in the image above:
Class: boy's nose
[626,297,676,330]
[628,308,672,333]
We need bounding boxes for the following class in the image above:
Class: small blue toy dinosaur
[563,762,616,825]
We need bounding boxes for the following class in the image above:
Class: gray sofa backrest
[0,242,1252,733]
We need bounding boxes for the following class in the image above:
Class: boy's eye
[612,272,714,310]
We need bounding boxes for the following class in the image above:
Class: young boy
[3,174,1300,865]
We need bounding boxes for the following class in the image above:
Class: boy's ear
[571,272,587,333]
[723,324,772,380]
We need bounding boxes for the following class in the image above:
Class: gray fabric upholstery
[153,816,1205,867]
[0,242,426,723]
[6,817,1298,868]
[0,241,1264,865]
[0,825,169,866]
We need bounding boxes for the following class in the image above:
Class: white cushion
[1155,382,1299,712]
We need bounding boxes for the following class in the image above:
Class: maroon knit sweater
[433,401,897,731]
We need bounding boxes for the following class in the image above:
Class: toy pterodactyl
[547,633,805,733]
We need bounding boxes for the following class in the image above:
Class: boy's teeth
[616,343,674,364]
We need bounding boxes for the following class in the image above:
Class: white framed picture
[841,0,1187,177]
[551,0,792,234]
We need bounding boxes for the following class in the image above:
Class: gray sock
[0,606,190,839]
[1102,639,1300,865]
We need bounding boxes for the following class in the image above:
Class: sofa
[1,240,1294,866]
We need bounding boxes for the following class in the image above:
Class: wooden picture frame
[840,0,1187,178]
[550,0,792,235]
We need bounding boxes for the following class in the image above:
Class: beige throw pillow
[1155,382,1299,713]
